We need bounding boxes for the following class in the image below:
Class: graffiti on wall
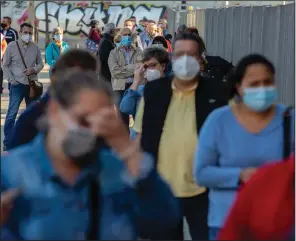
[35,1,167,36]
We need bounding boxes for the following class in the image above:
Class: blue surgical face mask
[121,36,132,47]
[138,25,145,32]
[115,42,121,47]
[243,86,277,112]
[54,34,63,41]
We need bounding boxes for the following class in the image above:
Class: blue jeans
[3,83,32,148]
[209,227,221,240]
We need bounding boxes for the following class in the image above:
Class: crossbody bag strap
[16,41,28,69]
[283,106,293,160]
[86,177,100,240]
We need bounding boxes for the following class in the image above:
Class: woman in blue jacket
[120,47,170,119]
[1,69,180,240]
[45,27,69,74]
[194,54,294,240]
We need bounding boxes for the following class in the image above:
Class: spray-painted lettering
[35,2,166,36]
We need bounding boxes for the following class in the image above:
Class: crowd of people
[0,14,295,241]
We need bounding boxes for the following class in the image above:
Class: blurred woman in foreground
[9,50,99,150]
[1,70,180,240]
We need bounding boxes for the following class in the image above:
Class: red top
[219,156,295,240]
[88,28,101,44]
[166,40,172,52]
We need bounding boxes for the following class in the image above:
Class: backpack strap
[283,106,293,160]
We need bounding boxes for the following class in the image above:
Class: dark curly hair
[141,47,169,65]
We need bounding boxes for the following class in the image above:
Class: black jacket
[98,33,115,82]
[141,75,229,161]
[0,27,18,44]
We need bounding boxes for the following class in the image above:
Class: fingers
[87,107,120,136]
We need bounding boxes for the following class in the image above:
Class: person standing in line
[139,22,158,49]
[0,69,180,240]
[0,17,18,44]
[8,49,98,150]
[120,47,170,119]
[124,19,143,50]
[1,33,7,94]
[130,16,138,28]
[114,34,122,47]
[158,19,168,36]
[86,20,102,54]
[88,20,102,44]
[108,27,142,100]
[98,23,116,83]
[132,32,229,240]
[194,54,295,240]
[2,22,44,151]
[45,27,69,75]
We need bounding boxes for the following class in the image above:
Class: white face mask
[54,34,63,41]
[21,34,32,43]
[172,55,200,81]
[146,69,161,82]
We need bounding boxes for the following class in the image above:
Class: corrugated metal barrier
[187,3,295,105]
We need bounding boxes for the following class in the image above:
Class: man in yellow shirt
[133,33,228,240]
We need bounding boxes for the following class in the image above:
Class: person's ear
[236,83,243,97]
[161,63,166,72]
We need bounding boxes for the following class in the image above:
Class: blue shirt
[1,134,180,240]
[139,32,153,49]
[122,47,133,84]
[194,104,294,228]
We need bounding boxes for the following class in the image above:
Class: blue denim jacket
[9,91,50,150]
[119,72,173,119]
[119,85,145,118]
[1,134,180,240]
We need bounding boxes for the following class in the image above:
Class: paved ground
[0,64,192,240]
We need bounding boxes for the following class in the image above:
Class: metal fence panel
[201,3,294,105]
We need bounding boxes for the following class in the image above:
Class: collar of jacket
[103,33,114,41]
[140,75,228,161]
[18,39,32,47]
[118,45,137,52]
